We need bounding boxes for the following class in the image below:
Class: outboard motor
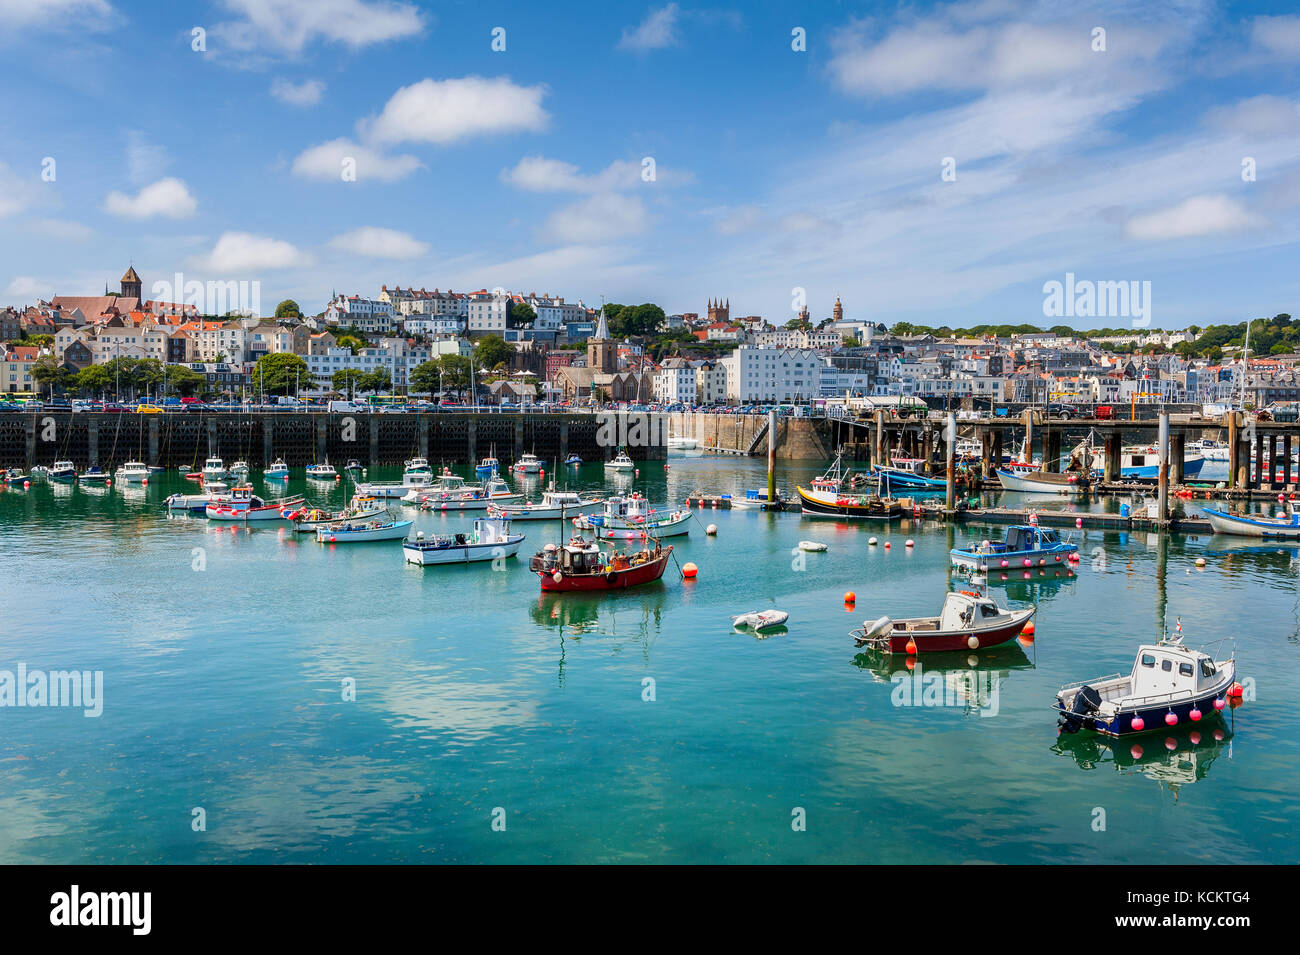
[1058,685,1102,734]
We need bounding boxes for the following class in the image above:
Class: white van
[327,400,362,413]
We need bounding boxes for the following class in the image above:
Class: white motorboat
[1202,503,1300,539]
[206,484,305,521]
[306,460,338,480]
[50,460,77,481]
[512,452,543,474]
[166,490,218,513]
[229,460,250,478]
[284,494,387,532]
[356,470,435,498]
[265,458,290,480]
[574,494,692,539]
[797,540,828,552]
[403,516,526,565]
[995,468,1087,497]
[407,474,522,511]
[604,450,635,472]
[316,518,414,543]
[1055,626,1238,738]
[492,488,602,520]
[114,461,149,483]
[202,457,226,481]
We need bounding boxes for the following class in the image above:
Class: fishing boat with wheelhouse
[529,536,673,591]
[1055,625,1239,739]
[403,515,526,565]
[850,587,1035,654]
[951,523,1078,572]
[797,449,901,519]
[206,484,305,521]
[574,494,692,539]
[284,494,386,532]
[492,487,601,520]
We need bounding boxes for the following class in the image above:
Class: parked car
[135,404,163,414]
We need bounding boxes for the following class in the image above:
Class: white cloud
[0,0,112,28]
[291,138,421,182]
[500,156,641,193]
[328,226,428,259]
[618,4,681,51]
[1204,95,1300,138]
[271,77,325,106]
[713,206,762,235]
[30,218,93,241]
[4,275,50,299]
[192,231,311,272]
[211,0,424,55]
[0,162,31,218]
[1250,15,1300,58]
[545,193,648,244]
[828,15,1166,97]
[126,130,171,185]
[364,76,549,145]
[1125,195,1266,241]
[103,178,197,219]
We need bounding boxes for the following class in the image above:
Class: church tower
[707,297,729,324]
[832,295,843,324]
[120,265,142,300]
[587,306,617,374]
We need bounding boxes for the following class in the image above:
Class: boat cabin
[936,590,1006,630]
[604,494,651,521]
[559,539,603,573]
[976,524,1061,554]
[541,490,585,506]
[1129,641,1223,702]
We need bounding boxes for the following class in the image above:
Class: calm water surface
[0,457,1296,863]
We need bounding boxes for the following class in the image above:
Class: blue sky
[1,0,1299,329]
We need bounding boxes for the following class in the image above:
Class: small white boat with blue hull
[403,516,525,565]
[1202,504,1300,539]
[1055,626,1238,738]
[951,524,1078,572]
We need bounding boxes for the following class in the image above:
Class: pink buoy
[1165,712,1178,726]
[999,559,1008,567]
[1023,558,1031,567]
[1190,707,1202,721]
[1213,697,1225,711]
[1075,517,1083,528]
[1130,715,1145,731]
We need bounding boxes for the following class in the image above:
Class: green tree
[358,368,392,393]
[473,334,513,372]
[608,303,665,337]
[253,353,311,396]
[332,368,364,394]
[509,301,536,328]
[71,364,112,395]
[409,360,440,395]
[274,299,301,318]
[436,354,471,397]
[29,355,68,397]
[336,333,367,355]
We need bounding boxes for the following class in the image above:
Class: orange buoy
[884,541,891,549]
[844,591,856,603]
[904,638,917,655]
[1021,621,1035,636]
[1227,682,1244,699]
[682,562,698,579]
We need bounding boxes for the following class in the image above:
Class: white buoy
[706,523,717,535]
[905,539,914,547]
[868,537,878,545]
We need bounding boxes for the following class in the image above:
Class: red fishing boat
[850,589,1034,654]
[529,536,673,591]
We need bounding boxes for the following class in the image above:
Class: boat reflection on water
[1203,538,1300,575]
[852,641,1035,718]
[1052,724,1235,799]
[529,587,669,636]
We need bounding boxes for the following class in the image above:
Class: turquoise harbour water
[0,457,1296,864]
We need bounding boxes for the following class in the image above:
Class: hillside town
[2,265,1296,413]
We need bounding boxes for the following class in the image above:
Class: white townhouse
[325,294,397,334]
[467,291,508,335]
[719,346,822,403]
[653,358,697,403]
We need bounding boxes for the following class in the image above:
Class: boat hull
[582,512,693,539]
[539,549,672,591]
[316,521,414,543]
[995,468,1084,496]
[1203,507,1300,539]
[206,497,304,521]
[951,542,1078,571]
[403,535,525,565]
[797,486,899,519]
[1055,662,1236,738]
[872,466,946,490]
[495,501,602,521]
[878,609,1034,654]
